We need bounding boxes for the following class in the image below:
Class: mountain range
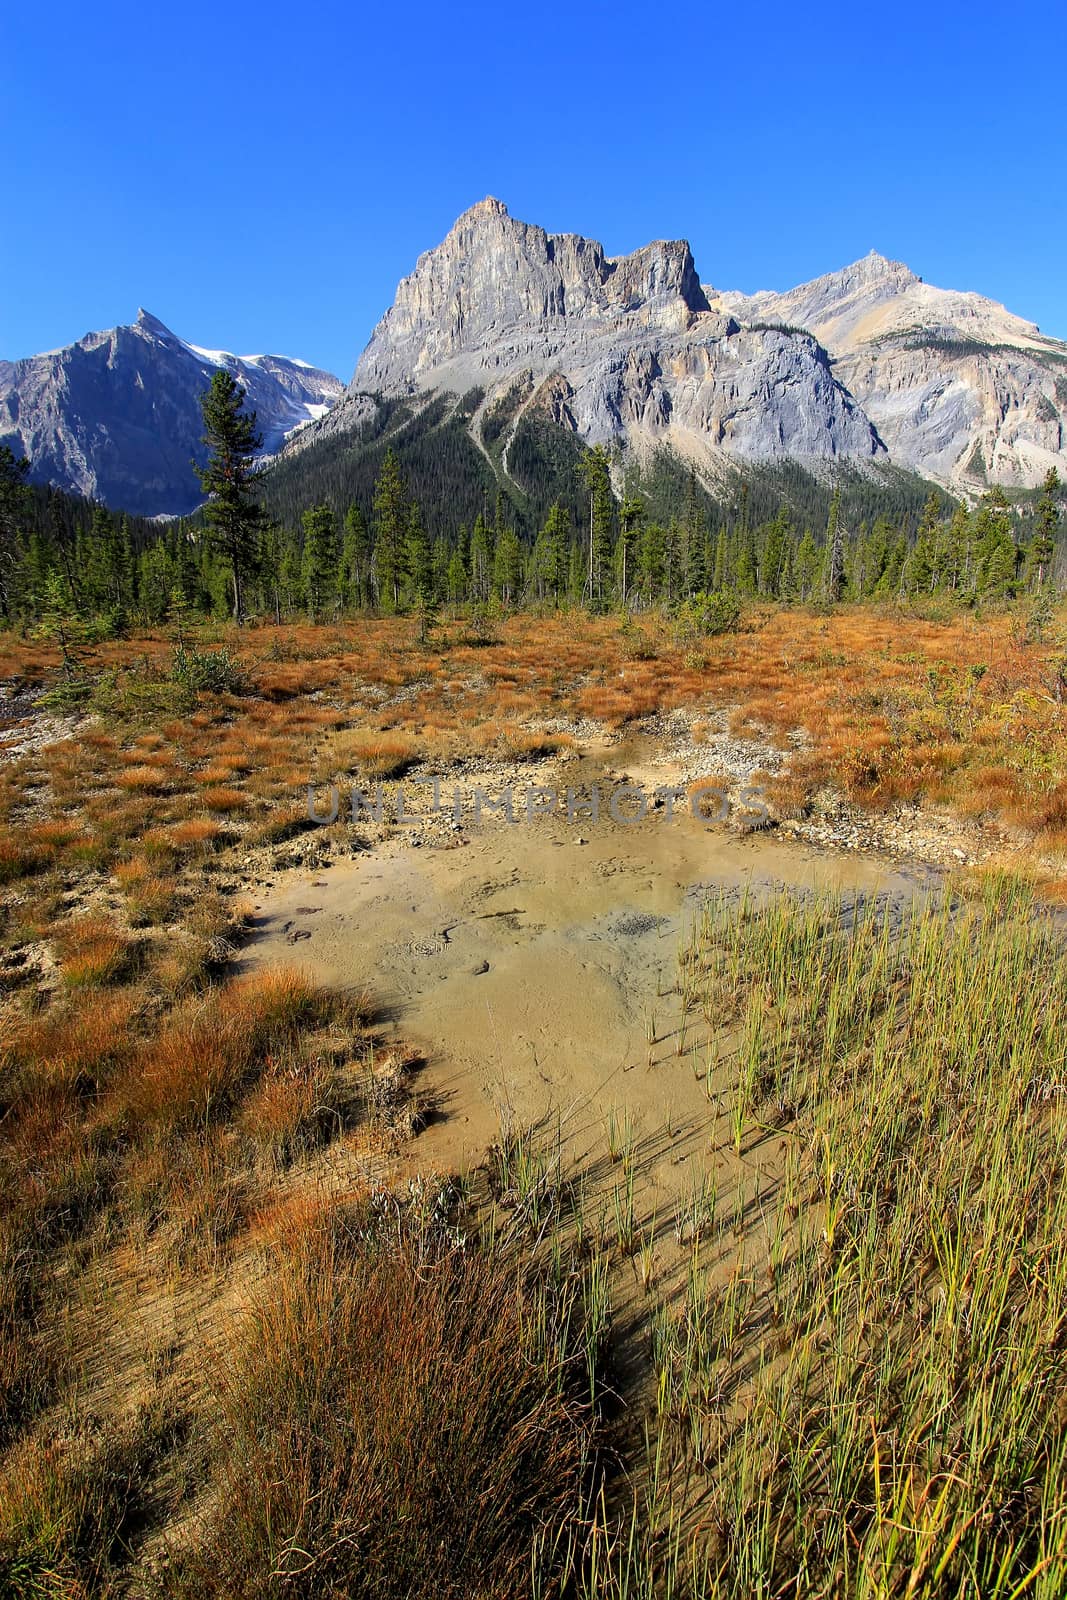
[0,312,342,515]
[4,199,1065,516]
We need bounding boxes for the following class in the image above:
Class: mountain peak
[454,196,510,227]
[135,308,178,340]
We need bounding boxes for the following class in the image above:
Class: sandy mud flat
[242,769,927,1209]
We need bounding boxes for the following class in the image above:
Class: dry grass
[325,726,420,779]
[120,969,327,1130]
[162,1221,596,1600]
[55,914,138,987]
[1,604,1066,1592]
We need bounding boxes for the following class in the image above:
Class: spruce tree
[0,445,29,620]
[341,504,372,610]
[372,449,410,612]
[195,370,264,621]
[405,502,434,606]
[1029,468,1060,589]
[469,514,492,605]
[302,502,339,621]
[823,491,845,603]
[492,525,523,605]
[578,446,615,608]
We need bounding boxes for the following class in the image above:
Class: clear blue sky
[6,0,1066,379]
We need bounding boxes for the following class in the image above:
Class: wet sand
[241,780,926,1200]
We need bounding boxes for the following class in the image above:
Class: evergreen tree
[492,525,523,605]
[446,545,468,603]
[540,503,571,605]
[279,529,305,614]
[681,470,706,594]
[1029,467,1060,589]
[578,446,615,607]
[372,448,410,612]
[432,534,450,602]
[258,521,284,623]
[823,491,844,603]
[0,446,29,619]
[195,370,265,621]
[302,502,339,620]
[469,513,492,604]
[340,504,372,610]
[617,491,643,605]
[794,528,820,601]
[405,502,434,606]
[974,489,1019,598]
[637,521,667,605]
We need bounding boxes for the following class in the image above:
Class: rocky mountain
[715,254,1067,488]
[349,198,885,477]
[0,311,342,515]
[9,203,1063,518]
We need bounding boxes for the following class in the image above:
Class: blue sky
[5,0,1066,378]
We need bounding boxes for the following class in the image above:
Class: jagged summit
[352,201,879,468]
[716,247,1067,487]
[135,307,175,336]
[0,314,342,515]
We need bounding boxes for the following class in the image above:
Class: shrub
[171,643,246,696]
[673,588,742,641]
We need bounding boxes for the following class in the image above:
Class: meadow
[0,598,1066,1595]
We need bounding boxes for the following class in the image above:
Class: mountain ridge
[0,312,343,516]
[6,201,1066,513]
[351,199,883,476]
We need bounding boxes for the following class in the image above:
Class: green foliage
[674,588,743,641]
[196,371,266,621]
[170,642,246,697]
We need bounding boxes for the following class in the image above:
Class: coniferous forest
[1,373,1063,634]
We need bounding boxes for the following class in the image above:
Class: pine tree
[823,492,845,603]
[617,491,643,605]
[340,504,372,610]
[469,514,492,604]
[794,529,820,601]
[36,571,86,679]
[492,525,523,605]
[539,503,571,605]
[578,446,615,608]
[405,502,434,606]
[446,546,468,604]
[372,449,410,612]
[974,489,1019,598]
[681,470,705,594]
[1029,467,1060,589]
[302,502,339,621]
[279,530,304,614]
[0,445,29,619]
[195,370,265,622]
[258,521,284,623]
[637,522,667,605]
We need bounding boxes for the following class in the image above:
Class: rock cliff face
[0,311,342,515]
[716,253,1067,488]
[351,199,884,472]
[12,203,1063,512]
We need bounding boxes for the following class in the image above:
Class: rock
[348,198,882,475]
[0,312,343,514]
[718,251,1067,490]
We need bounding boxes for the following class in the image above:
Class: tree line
[1,373,1062,631]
